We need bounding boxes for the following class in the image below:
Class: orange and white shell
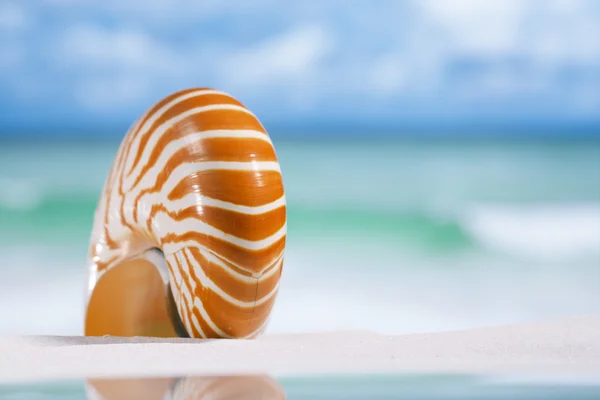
[84,88,286,339]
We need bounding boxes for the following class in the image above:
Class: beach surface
[1,314,599,384]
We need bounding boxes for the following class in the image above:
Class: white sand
[1,314,599,384]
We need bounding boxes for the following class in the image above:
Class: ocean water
[0,140,599,336]
[2,374,600,399]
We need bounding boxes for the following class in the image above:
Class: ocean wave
[287,203,600,261]
[462,203,600,261]
[1,187,599,261]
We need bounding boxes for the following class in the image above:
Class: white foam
[0,270,86,336]
[462,203,600,261]
[0,177,45,211]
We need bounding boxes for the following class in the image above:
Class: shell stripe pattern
[87,88,286,339]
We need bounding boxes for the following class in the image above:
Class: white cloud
[369,55,408,96]
[0,2,29,31]
[222,25,333,87]
[41,0,277,25]
[407,0,600,106]
[2,0,599,120]
[418,0,600,66]
[59,24,183,74]
[74,74,152,111]
[0,3,27,72]
[418,0,525,56]
[56,24,192,111]
[527,0,600,67]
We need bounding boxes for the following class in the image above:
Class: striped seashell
[84,88,286,339]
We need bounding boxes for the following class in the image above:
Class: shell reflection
[87,375,285,400]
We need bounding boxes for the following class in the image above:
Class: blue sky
[1,0,599,140]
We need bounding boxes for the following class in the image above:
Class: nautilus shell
[84,88,286,339]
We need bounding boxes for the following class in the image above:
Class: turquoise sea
[2,373,600,399]
[0,140,599,336]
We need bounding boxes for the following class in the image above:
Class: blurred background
[0,0,599,336]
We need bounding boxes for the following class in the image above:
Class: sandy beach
[1,314,599,384]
